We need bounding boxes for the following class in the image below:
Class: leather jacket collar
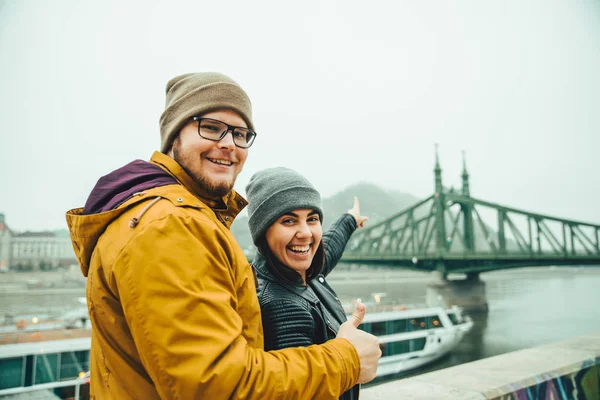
[254,251,320,304]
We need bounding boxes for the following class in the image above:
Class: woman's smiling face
[265,208,322,284]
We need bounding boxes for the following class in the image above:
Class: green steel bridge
[340,148,600,277]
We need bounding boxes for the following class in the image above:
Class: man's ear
[167,135,179,157]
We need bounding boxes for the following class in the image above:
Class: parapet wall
[361,332,600,399]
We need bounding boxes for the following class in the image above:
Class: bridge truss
[341,150,600,276]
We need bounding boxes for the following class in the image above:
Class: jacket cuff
[322,337,361,393]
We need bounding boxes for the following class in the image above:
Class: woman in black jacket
[245,167,368,400]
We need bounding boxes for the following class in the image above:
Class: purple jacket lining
[83,160,178,215]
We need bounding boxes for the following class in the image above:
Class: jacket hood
[82,160,177,215]
[67,158,178,277]
[66,151,248,278]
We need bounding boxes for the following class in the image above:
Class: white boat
[355,305,473,377]
[0,304,471,398]
[0,336,91,399]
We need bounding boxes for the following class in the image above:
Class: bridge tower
[433,145,447,262]
[461,151,475,253]
[461,150,470,196]
[428,148,487,310]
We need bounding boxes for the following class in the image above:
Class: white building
[0,213,12,271]
[0,214,77,271]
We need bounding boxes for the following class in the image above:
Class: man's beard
[172,141,234,198]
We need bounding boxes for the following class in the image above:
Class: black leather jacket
[255,213,359,400]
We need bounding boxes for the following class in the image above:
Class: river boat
[356,305,473,377]
[0,305,471,398]
[0,302,91,398]
[0,335,90,399]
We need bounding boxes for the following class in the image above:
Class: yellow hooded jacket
[65,152,360,399]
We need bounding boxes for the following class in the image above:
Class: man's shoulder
[97,185,241,269]
[144,184,211,211]
[100,184,225,249]
[119,184,218,224]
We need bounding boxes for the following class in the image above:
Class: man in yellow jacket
[66,72,380,399]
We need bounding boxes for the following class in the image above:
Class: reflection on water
[327,265,600,386]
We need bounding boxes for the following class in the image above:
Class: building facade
[0,214,77,271]
[0,214,12,271]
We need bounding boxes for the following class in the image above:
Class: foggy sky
[1,0,599,232]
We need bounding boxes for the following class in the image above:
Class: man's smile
[207,157,234,166]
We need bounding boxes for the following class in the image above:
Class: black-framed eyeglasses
[191,117,257,149]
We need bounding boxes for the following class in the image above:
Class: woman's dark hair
[257,236,325,285]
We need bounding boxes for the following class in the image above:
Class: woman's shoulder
[259,287,315,337]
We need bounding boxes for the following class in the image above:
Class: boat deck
[0,328,91,345]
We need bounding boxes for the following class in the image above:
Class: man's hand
[336,303,381,384]
[347,197,368,228]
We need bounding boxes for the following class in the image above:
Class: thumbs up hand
[336,303,381,384]
[349,301,367,328]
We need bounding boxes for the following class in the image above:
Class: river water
[327,264,600,385]
[1,266,599,385]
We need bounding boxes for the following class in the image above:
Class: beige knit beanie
[159,72,254,153]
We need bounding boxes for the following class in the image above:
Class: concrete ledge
[361,332,600,399]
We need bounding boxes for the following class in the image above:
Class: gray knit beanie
[246,168,324,245]
[159,72,254,153]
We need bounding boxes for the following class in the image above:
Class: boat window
[409,338,426,352]
[385,340,409,356]
[358,322,371,334]
[390,319,407,333]
[34,353,59,385]
[60,350,90,381]
[447,313,459,325]
[24,355,34,386]
[427,316,442,329]
[384,338,427,356]
[370,321,387,336]
[0,357,24,389]
[408,317,426,331]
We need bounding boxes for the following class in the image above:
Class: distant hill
[321,182,420,230]
[230,182,421,253]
